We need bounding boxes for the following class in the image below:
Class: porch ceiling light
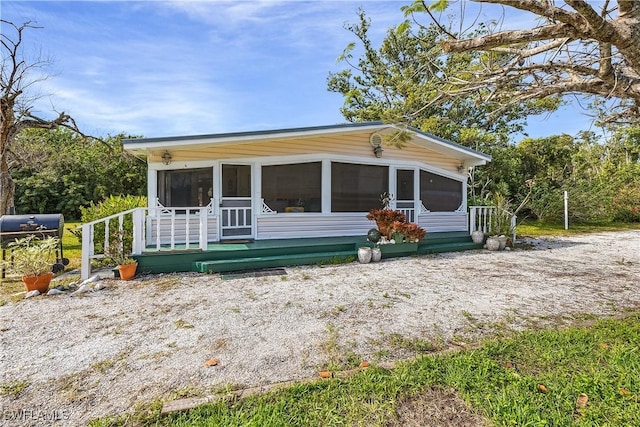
[161,150,172,165]
[373,145,383,158]
[370,133,383,158]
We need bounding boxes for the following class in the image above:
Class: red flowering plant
[400,222,426,243]
[366,209,407,238]
[366,209,426,243]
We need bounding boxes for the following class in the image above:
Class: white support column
[469,207,477,234]
[148,168,158,208]
[321,159,331,214]
[80,223,92,280]
[199,207,208,251]
[389,166,397,208]
[132,208,145,255]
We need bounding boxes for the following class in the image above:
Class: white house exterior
[122,122,491,243]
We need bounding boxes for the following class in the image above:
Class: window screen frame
[331,162,389,213]
[261,161,322,213]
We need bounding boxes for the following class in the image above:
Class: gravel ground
[1,230,639,426]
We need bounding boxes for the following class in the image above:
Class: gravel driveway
[1,230,639,426]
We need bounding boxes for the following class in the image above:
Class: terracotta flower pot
[22,271,54,293]
[117,262,137,280]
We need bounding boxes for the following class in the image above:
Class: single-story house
[79,121,492,279]
[122,121,491,242]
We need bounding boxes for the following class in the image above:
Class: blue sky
[3,0,594,140]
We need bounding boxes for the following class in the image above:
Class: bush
[612,186,640,222]
[69,195,147,251]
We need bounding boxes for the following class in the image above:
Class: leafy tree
[515,130,640,222]
[405,0,640,127]
[10,128,146,219]
[328,10,556,202]
[328,10,559,144]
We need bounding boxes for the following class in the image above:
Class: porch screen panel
[261,162,322,212]
[420,170,462,211]
[157,168,213,207]
[331,162,388,212]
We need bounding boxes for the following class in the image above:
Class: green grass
[62,221,82,269]
[517,220,640,237]
[91,313,640,426]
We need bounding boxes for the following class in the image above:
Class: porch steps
[194,250,356,273]
[418,231,483,254]
[133,232,482,275]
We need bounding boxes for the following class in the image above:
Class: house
[80,122,492,279]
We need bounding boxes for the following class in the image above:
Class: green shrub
[612,185,640,222]
[69,195,147,252]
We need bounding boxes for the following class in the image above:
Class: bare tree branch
[414,0,640,127]
[1,20,103,214]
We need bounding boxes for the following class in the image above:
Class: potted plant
[4,235,59,293]
[366,208,407,238]
[487,193,515,250]
[104,230,137,280]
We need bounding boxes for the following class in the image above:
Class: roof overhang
[123,121,491,166]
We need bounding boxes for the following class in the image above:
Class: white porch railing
[394,200,415,222]
[80,206,210,280]
[469,205,517,242]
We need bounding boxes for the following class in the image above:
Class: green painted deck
[132,232,482,275]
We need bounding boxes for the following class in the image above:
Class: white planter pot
[486,236,500,251]
[471,230,484,244]
[357,247,372,263]
[498,235,508,250]
[371,247,382,262]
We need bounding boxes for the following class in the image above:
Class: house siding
[255,214,374,239]
[417,212,468,232]
[255,211,469,240]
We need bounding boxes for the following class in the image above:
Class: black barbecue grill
[0,214,69,276]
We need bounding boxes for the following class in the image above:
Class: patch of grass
[0,379,29,399]
[321,305,346,318]
[317,322,361,371]
[114,313,640,427]
[517,220,640,237]
[171,386,204,400]
[174,319,195,329]
[92,359,116,374]
[89,399,164,427]
[317,255,355,266]
[385,333,438,355]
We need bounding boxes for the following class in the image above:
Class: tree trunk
[0,154,15,215]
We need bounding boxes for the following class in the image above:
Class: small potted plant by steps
[105,230,137,280]
[4,235,60,293]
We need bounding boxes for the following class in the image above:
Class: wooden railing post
[132,208,145,255]
[469,207,477,234]
[81,223,92,280]
[199,207,208,251]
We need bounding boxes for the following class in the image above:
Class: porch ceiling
[124,122,491,167]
